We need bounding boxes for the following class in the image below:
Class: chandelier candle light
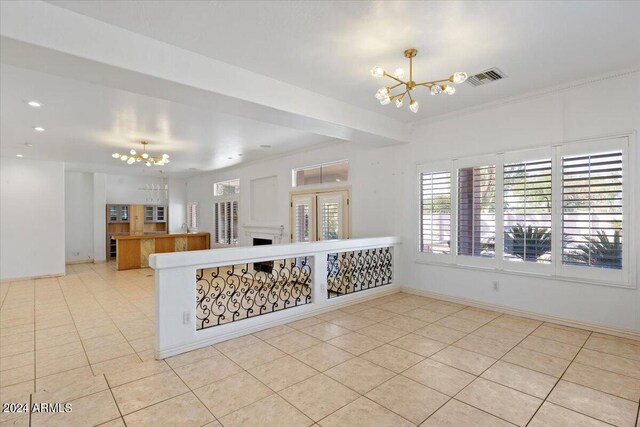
[371,48,468,113]
[112,141,170,167]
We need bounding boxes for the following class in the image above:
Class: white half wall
[65,171,94,263]
[401,72,640,332]
[1,158,65,280]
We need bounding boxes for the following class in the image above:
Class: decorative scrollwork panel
[196,257,312,330]
[327,246,393,298]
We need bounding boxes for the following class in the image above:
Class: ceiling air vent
[466,68,506,87]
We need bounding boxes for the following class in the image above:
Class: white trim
[0,272,66,283]
[151,236,400,269]
[401,286,640,341]
[156,284,400,359]
[413,258,636,290]
[411,68,640,126]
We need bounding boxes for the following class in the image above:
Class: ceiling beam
[0,1,409,146]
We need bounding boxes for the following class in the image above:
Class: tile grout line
[52,277,95,378]
[523,328,592,426]
[434,317,547,426]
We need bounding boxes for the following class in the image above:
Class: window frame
[556,137,630,285]
[415,134,635,288]
[213,179,240,247]
[187,201,198,231]
[454,154,500,269]
[292,159,349,188]
[501,148,555,275]
[417,160,455,264]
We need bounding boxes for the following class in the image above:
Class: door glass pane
[109,205,118,221]
[320,202,340,240]
[294,203,310,242]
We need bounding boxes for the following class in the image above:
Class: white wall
[106,174,168,205]
[401,72,640,332]
[186,141,404,244]
[0,158,65,280]
[93,173,107,261]
[65,171,94,262]
[168,176,187,233]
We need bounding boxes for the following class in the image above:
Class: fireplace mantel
[243,224,285,244]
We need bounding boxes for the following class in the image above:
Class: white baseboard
[156,285,401,359]
[65,259,94,265]
[0,272,66,283]
[402,286,640,341]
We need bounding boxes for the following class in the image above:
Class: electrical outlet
[492,281,499,291]
[73,251,80,256]
[182,312,191,324]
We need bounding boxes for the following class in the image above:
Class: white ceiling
[0,65,332,176]
[1,1,639,176]
[48,0,640,122]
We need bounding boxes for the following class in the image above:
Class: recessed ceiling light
[27,101,42,108]
[238,154,243,157]
[16,154,23,158]
[33,127,45,132]
[24,142,33,147]
[188,167,197,171]
[259,144,271,148]
[227,157,232,160]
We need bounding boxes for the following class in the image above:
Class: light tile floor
[1,262,639,426]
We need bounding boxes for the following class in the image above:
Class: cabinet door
[108,205,118,222]
[119,205,129,222]
[130,205,144,233]
[156,206,166,222]
[144,206,155,222]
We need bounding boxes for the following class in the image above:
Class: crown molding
[410,67,640,129]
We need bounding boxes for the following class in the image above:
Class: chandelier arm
[389,82,404,90]
[389,90,408,101]
[415,78,450,87]
[407,91,414,103]
[384,73,406,85]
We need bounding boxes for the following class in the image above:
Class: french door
[290,189,350,242]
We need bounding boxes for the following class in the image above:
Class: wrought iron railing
[196,257,312,330]
[327,246,393,298]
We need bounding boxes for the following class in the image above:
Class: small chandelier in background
[371,48,468,113]
[112,141,170,167]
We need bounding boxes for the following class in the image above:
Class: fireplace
[253,238,273,273]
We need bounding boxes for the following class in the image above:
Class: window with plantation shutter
[457,165,496,258]
[503,159,552,264]
[187,202,198,231]
[420,171,451,254]
[214,200,238,245]
[213,179,240,246]
[417,136,631,286]
[561,151,623,270]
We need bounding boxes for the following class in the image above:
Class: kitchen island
[113,232,210,270]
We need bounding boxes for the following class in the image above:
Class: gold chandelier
[371,48,468,113]
[112,141,170,167]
